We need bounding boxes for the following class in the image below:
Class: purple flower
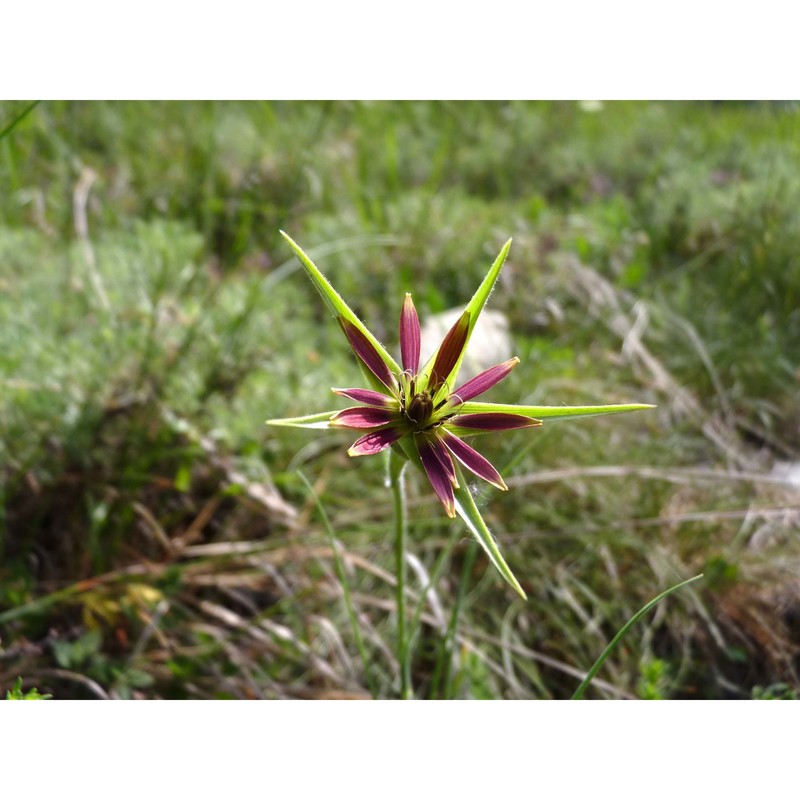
[330,295,538,518]
[269,233,653,597]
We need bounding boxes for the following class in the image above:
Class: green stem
[571,573,704,700]
[389,450,413,699]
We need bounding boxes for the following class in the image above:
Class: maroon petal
[450,358,520,404]
[331,407,400,429]
[417,435,456,518]
[440,430,507,490]
[429,433,457,487]
[332,387,396,407]
[429,310,470,393]
[399,293,421,375]
[348,427,405,457]
[450,413,542,431]
[339,317,396,390]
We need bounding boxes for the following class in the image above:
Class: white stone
[770,461,800,489]
[419,308,513,385]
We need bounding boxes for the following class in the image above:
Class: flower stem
[389,450,413,699]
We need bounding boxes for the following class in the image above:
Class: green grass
[1,100,799,699]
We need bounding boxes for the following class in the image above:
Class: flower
[269,232,653,597]
[329,295,539,518]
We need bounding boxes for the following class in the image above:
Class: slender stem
[571,573,704,700]
[389,450,412,699]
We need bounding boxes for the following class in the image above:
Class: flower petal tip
[451,357,522,403]
[400,293,421,374]
[346,443,373,458]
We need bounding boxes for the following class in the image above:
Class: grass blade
[436,538,478,699]
[571,573,704,700]
[297,471,377,698]
[0,100,40,142]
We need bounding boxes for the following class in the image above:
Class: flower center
[405,390,434,427]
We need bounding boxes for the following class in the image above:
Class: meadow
[1,100,798,699]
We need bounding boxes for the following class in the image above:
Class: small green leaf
[174,463,192,493]
[6,677,52,700]
[452,463,526,600]
[458,402,655,420]
[52,629,102,669]
[121,668,155,689]
[266,411,336,429]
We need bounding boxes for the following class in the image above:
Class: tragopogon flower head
[268,232,653,597]
[330,296,539,517]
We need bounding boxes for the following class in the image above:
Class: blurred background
[0,100,798,699]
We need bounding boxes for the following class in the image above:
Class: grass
[1,100,799,699]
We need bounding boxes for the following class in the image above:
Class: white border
[1,701,797,796]
[3,2,797,99]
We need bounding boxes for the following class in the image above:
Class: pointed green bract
[418,239,512,394]
[280,231,401,377]
[459,238,513,349]
[452,463,526,600]
[266,411,336,429]
[394,435,422,468]
[458,402,655,420]
[397,438,526,601]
